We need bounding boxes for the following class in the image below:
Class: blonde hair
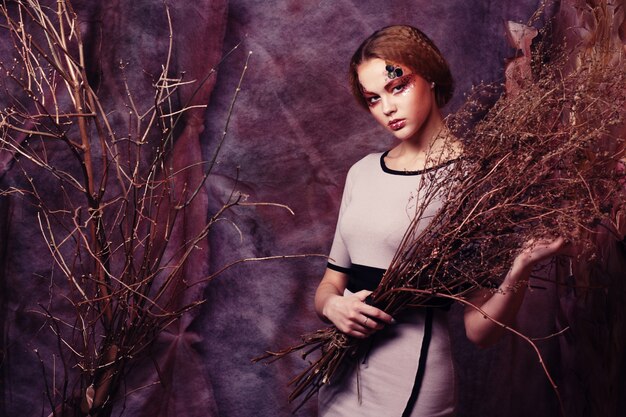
[349,25,454,109]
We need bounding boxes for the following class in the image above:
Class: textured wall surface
[1,1,624,417]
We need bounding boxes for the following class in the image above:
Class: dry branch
[0,1,291,416]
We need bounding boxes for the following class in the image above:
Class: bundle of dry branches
[255,3,626,409]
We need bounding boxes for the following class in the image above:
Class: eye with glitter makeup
[392,83,408,94]
[389,75,414,95]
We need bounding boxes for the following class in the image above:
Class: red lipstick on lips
[388,119,406,131]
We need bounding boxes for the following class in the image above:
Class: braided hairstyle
[349,25,454,109]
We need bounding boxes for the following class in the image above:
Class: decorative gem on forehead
[384,62,403,79]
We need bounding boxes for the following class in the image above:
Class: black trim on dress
[347,264,386,292]
[402,307,434,417]
[380,150,459,176]
[326,262,352,275]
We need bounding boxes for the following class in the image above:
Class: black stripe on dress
[402,307,434,417]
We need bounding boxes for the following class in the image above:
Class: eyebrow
[361,86,375,95]
[361,73,415,96]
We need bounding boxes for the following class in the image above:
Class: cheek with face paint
[400,84,414,96]
[397,75,417,97]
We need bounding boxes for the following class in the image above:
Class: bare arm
[464,237,569,347]
[315,267,394,339]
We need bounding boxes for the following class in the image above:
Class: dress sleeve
[327,167,353,273]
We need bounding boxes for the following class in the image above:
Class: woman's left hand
[464,236,578,347]
[513,236,576,272]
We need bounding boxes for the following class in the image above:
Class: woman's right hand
[322,290,394,338]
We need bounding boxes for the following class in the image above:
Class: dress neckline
[379,150,459,176]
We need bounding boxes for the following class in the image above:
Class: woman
[315,25,567,417]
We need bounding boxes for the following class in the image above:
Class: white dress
[318,152,456,417]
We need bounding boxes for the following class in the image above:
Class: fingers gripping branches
[0,1,281,416]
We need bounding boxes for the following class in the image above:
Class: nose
[381,96,396,116]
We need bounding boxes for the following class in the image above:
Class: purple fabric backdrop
[1,1,625,417]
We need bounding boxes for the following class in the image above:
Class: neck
[386,118,461,172]
[393,129,446,165]
[394,111,447,158]
[406,106,445,151]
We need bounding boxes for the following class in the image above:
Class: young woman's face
[357,58,436,142]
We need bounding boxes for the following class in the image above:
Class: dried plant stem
[0,1,299,416]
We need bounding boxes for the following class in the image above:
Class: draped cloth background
[1,1,625,417]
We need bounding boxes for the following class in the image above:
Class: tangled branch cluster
[256,12,626,410]
[0,1,260,416]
